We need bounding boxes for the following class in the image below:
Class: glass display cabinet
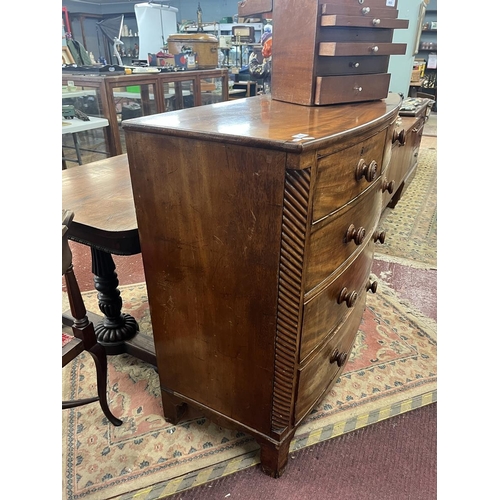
[62,69,229,156]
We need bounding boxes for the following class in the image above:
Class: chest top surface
[122,93,401,152]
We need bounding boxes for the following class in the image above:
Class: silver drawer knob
[361,6,370,14]
[354,86,363,92]
[371,46,379,52]
[372,18,381,25]
[350,62,360,68]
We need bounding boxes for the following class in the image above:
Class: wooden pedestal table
[61,154,156,366]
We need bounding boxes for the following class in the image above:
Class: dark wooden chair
[62,209,122,426]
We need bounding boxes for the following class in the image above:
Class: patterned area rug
[62,278,436,500]
[375,146,437,269]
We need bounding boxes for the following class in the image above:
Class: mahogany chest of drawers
[383,97,433,208]
[239,0,409,106]
[122,93,401,477]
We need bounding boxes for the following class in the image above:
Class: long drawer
[321,0,399,12]
[321,15,408,30]
[294,286,368,423]
[312,129,386,222]
[321,3,398,18]
[315,73,390,106]
[301,238,375,362]
[316,55,389,76]
[306,184,381,291]
[318,42,406,57]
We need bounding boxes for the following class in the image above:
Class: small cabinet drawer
[316,55,389,76]
[315,73,390,105]
[306,185,381,291]
[295,287,367,422]
[322,3,398,18]
[301,239,374,361]
[318,42,406,57]
[321,15,409,30]
[312,129,386,222]
[322,0,399,14]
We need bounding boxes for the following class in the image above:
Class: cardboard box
[411,69,421,83]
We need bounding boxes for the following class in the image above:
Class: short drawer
[321,14,408,30]
[301,238,375,361]
[316,55,389,76]
[306,185,381,291]
[318,42,406,57]
[318,26,394,43]
[312,129,386,222]
[315,73,391,105]
[295,287,367,422]
[321,0,399,15]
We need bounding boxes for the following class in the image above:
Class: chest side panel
[126,131,287,433]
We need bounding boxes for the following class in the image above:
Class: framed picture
[62,46,75,65]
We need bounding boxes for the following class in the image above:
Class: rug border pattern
[112,390,437,499]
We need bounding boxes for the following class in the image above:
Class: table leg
[72,133,83,165]
[91,247,139,353]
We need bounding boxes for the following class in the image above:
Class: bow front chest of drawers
[123,93,401,477]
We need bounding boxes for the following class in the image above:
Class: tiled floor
[67,112,437,323]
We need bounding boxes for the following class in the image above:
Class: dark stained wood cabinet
[122,93,401,477]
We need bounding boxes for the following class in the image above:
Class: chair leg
[63,396,99,409]
[88,342,123,426]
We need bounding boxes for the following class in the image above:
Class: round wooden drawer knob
[367,279,378,293]
[356,159,377,182]
[330,348,349,367]
[392,129,406,145]
[345,224,366,245]
[338,287,358,308]
[382,179,395,194]
[373,230,386,244]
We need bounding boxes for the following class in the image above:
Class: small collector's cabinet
[123,93,401,477]
[239,0,409,105]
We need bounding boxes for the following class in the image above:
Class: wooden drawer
[316,55,389,76]
[295,286,367,422]
[306,184,381,291]
[322,2,398,18]
[312,129,386,221]
[301,239,374,362]
[318,42,406,57]
[315,73,390,105]
[322,0,399,13]
[321,14,408,30]
[319,26,394,44]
